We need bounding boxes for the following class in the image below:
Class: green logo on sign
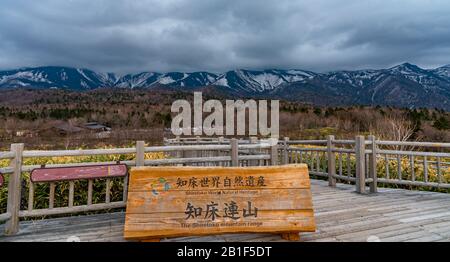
[151,177,170,196]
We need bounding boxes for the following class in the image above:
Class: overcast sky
[1,0,450,74]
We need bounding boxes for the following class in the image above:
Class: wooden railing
[167,136,449,193]
[284,136,450,193]
[0,135,449,236]
[0,139,275,235]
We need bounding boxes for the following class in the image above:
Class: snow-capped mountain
[213,69,316,92]
[0,67,315,90]
[272,63,450,109]
[1,63,450,109]
[0,66,116,89]
[0,67,220,90]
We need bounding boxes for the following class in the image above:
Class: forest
[0,88,448,149]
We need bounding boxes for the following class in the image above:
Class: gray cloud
[1,0,450,74]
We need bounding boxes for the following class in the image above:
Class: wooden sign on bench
[124,164,316,241]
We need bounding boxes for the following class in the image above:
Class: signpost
[30,164,128,182]
[124,164,316,241]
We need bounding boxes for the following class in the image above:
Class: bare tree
[369,114,421,150]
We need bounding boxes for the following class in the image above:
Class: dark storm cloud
[1,0,450,74]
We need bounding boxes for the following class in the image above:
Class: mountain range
[1,63,449,110]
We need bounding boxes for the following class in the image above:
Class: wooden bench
[124,164,316,241]
[30,164,128,183]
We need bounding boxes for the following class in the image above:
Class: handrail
[332,140,356,145]
[146,144,231,152]
[23,148,136,158]
[0,167,14,174]
[0,212,11,222]
[377,149,450,157]
[287,140,327,144]
[376,140,450,148]
[0,151,14,160]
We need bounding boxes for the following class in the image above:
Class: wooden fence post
[5,143,24,235]
[215,137,224,166]
[174,136,185,161]
[136,141,145,167]
[231,138,239,167]
[249,137,258,166]
[355,136,366,194]
[282,137,289,165]
[196,136,201,159]
[368,135,378,193]
[327,135,336,187]
[270,143,279,166]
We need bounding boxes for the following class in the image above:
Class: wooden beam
[231,139,238,167]
[327,135,336,187]
[281,232,300,241]
[368,135,378,193]
[5,143,24,235]
[355,136,366,194]
[136,141,145,167]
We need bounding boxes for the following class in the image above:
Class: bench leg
[280,232,300,241]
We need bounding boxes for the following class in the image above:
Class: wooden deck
[1,179,450,242]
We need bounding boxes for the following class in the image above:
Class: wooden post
[231,138,238,167]
[355,136,366,194]
[368,135,378,193]
[68,181,75,207]
[270,143,279,166]
[327,135,336,187]
[136,141,145,167]
[5,143,24,235]
[282,137,289,165]
[196,136,200,161]
[281,232,300,241]
[249,137,257,166]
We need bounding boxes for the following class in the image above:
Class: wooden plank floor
[1,179,450,242]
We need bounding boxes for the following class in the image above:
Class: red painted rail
[30,164,128,183]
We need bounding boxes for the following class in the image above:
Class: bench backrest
[124,164,316,240]
[30,164,128,183]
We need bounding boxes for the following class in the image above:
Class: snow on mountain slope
[327,69,381,86]
[386,63,450,91]
[212,69,315,92]
[433,65,450,78]
[172,72,218,87]
[0,67,108,89]
[114,72,218,88]
[115,72,161,88]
